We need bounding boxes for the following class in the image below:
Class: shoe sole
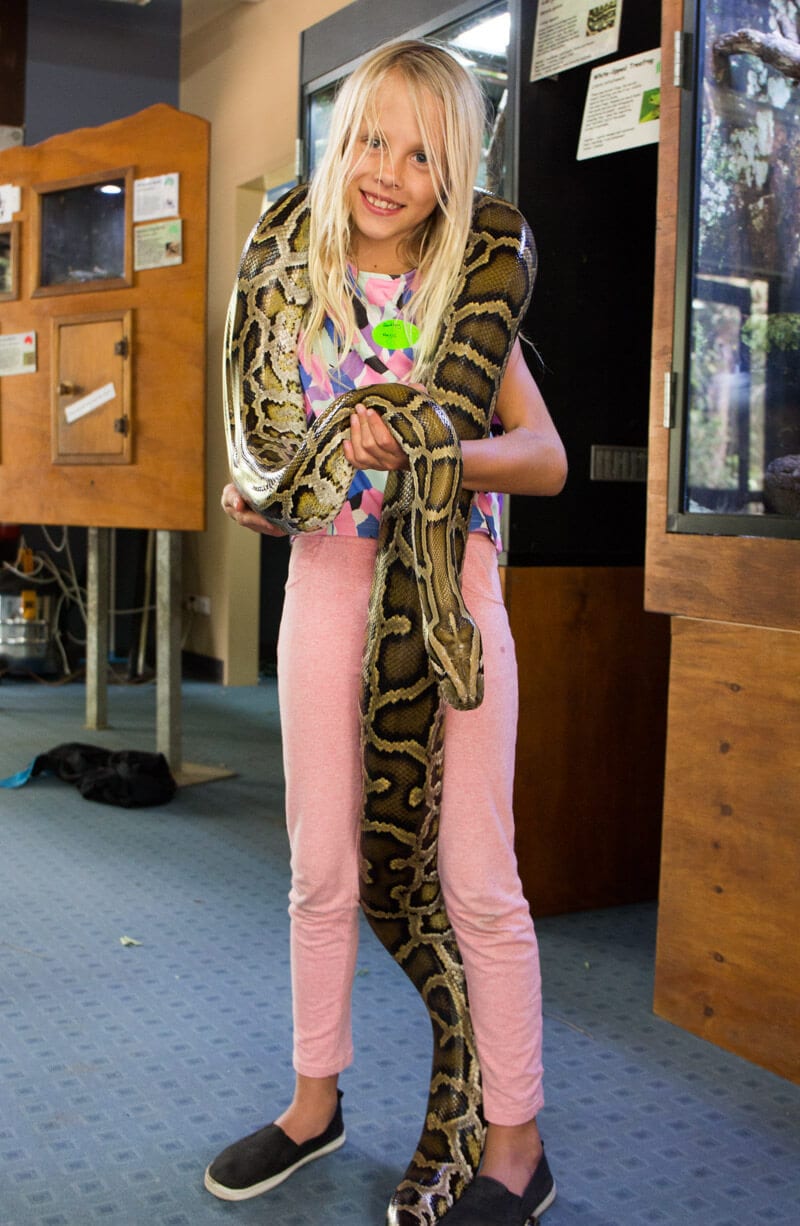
[203,1129,346,1201]
[525,1177,557,1223]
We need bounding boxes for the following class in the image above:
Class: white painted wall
[179,0,349,683]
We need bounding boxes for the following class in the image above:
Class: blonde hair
[305,39,486,378]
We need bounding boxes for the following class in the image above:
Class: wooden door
[51,310,132,464]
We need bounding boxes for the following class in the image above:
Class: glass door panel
[305,1,511,197]
[670,0,800,536]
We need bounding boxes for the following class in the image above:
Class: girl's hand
[344,405,409,472]
[221,483,289,536]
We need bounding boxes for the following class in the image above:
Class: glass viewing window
[669,0,800,537]
[33,168,132,297]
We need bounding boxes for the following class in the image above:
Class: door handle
[57,381,83,396]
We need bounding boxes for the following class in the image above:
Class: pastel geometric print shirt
[297,267,504,548]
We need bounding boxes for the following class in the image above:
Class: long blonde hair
[305,39,486,379]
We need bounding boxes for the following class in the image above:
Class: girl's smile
[359,190,404,215]
[347,71,442,273]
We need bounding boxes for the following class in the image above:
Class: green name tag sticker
[372,320,420,350]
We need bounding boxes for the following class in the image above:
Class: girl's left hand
[344,405,409,472]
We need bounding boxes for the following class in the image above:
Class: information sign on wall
[531,0,623,82]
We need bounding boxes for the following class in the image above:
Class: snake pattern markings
[223,181,536,1223]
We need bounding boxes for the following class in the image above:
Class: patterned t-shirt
[296,267,503,547]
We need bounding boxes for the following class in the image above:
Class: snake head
[423,610,484,712]
[439,669,484,712]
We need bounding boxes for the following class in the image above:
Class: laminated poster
[577,49,661,161]
[0,332,36,376]
[133,173,180,222]
[0,184,21,224]
[531,0,623,82]
[134,219,183,271]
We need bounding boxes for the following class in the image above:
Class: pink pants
[277,532,544,1125]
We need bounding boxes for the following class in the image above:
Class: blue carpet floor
[1,678,798,1225]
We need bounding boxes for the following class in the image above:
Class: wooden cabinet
[654,618,800,1082]
[0,104,208,532]
[648,0,800,1083]
[506,566,670,917]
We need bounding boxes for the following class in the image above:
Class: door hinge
[114,337,130,358]
[663,371,676,429]
[114,416,129,436]
[673,30,692,90]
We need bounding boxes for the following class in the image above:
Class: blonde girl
[210,37,566,1226]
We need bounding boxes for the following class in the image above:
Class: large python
[223,181,536,1223]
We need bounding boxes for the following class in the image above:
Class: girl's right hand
[221,483,289,536]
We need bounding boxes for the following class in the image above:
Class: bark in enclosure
[713,28,800,83]
[700,2,800,281]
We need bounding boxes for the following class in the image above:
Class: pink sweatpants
[276,532,544,1125]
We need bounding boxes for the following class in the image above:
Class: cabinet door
[51,310,132,464]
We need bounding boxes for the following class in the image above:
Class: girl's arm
[345,339,567,497]
[224,339,567,531]
[461,340,566,496]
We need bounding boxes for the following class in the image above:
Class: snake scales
[223,181,536,1222]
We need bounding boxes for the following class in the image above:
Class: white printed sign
[0,332,36,376]
[134,219,183,270]
[577,49,661,161]
[531,0,623,82]
[0,184,21,224]
[134,173,180,222]
[64,382,117,424]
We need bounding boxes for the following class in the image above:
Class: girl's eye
[413,151,429,167]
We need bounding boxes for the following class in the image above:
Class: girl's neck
[350,237,417,277]
[350,263,413,282]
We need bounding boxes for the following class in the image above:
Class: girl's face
[347,71,443,274]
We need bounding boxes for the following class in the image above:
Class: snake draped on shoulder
[223,181,536,1223]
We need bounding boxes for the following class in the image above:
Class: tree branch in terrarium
[712,27,800,84]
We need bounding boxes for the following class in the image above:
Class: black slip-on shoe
[441,1150,556,1224]
[520,1150,557,1222]
[203,1091,345,1201]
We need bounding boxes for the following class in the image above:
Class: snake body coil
[224,181,536,1222]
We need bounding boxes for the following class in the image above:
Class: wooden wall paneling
[506,566,670,917]
[653,618,800,1083]
[646,0,683,580]
[0,103,208,532]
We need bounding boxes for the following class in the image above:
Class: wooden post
[156,528,182,771]
[85,526,109,730]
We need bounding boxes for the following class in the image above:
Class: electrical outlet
[185,594,211,615]
[590,444,648,483]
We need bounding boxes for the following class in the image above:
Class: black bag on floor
[32,742,177,808]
